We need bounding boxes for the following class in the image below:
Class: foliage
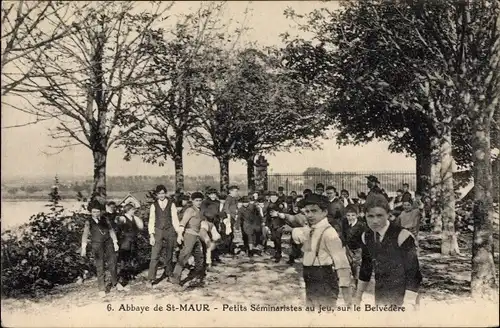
[280,0,495,169]
[120,3,228,190]
[1,203,153,298]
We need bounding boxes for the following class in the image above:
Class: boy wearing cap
[366,175,389,201]
[277,186,286,204]
[221,186,239,254]
[81,200,121,297]
[238,196,264,257]
[201,188,222,263]
[291,194,353,307]
[172,192,206,287]
[147,185,181,287]
[325,186,345,242]
[116,203,144,289]
[342,204,367,285]
[354,193,422,307]
[315,183,325,196]
[266,191,287,262]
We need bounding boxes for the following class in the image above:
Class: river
[1,200,83,232]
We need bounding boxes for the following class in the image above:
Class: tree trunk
[438,128,459,256]
[415,136,432,195]
[218,155,230,194]
[92,147,107,204]
[430,136,443,234]
[246,154,256,192]
[470,113,498,299]
[492,107,499,203]
[174,138,184,191]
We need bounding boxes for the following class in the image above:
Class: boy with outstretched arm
[291,194,352,307]
[115,203,144,289]
[81,200,121,297]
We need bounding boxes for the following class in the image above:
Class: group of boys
[81,176,422,308]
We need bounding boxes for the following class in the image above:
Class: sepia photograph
[1,0,499,327]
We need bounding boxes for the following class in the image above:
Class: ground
[2,231,499,327]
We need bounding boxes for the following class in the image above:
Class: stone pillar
[254,155,269,192]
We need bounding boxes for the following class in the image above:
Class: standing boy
[277,187,287,203]
[116,204,144,289]
[325,185,345,241]
[201,188,222,263]
[266,191,286,262]
[81,200,121,297]
[354,193,422,307]
[291,194,352,307]
[172,192,206,287]
[238,196,265,257]
[147,185,181,287]
[221,185,239,254]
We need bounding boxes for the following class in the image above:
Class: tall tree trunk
[471,113,497,299]
[438,127,459,255]
[92,146,107,204]
[492,107,499,203]
[174,138,184,191]
[416,136,432,195]
[246,154,256,192]
[218,155,230,194]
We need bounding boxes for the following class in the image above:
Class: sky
[1,1,416,179]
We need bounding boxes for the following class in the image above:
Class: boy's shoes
[98,291,106,298]
[116,283,130,292]
[170,276,181,286]
[147,281,157,289]
[286,258,295,265]
[274,257,282,263]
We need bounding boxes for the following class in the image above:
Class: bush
[1,203,154,298]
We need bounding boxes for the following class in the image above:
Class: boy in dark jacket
[341,204,367,285]
[238,196,264,257]
[354,193,422,307]
[115,204,144,289]
[265,191,286,262]
[81,200,121,297]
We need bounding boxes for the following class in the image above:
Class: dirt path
[2,234,499,327]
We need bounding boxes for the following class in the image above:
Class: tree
[189,45,246,193]
[231,48,330,191]
[468,3,500,300]
[281,2,472,196]
[1,1,95,99]
[283,0,499,257]
[46,175,64,216]
[11,1,172,203]
[120,3,227,191]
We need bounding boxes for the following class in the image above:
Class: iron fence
[268,172,416,197]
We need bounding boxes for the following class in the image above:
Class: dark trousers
[220,219,234,254]
[91,239,117,292]
[148,227,177,281]
[303,265,339,308]
[271,226,284,259]
[243,224,261,247]
[118,248,136,284]
[289,238,302,260]
[172,233,205,280]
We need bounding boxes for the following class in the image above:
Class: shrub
[1,202,154,298]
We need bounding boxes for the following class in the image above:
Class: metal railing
[268,172,416,196]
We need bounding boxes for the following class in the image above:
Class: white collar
[311,218,330,229]
[376,220,390,240]
[349,218,358,227]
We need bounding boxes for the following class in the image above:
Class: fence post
[285,178,289,195]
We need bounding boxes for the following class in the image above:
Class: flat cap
[365,175,380,183]
[239,196,249,203]
[301,194,328,208]
[191,192,204,200]
[268,191,278,196]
